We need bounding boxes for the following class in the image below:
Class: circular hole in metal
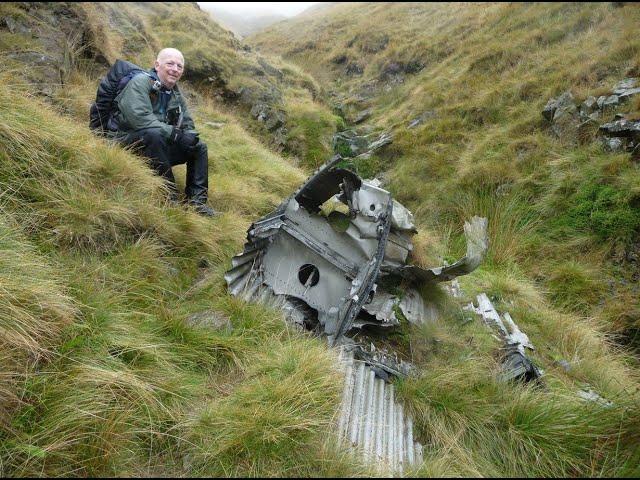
[369,204,376,211]
[298,264,320,287]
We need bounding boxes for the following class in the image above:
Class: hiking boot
[191,202,219,217]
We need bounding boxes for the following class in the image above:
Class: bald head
[155,48,185,89]
[157,48,184,64]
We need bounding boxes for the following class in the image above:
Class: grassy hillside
[0,3,368,476]
[0,2,340,167]
[251,2,640,342]
[0,1,639,477]
[0,57,375,477]
[252,2,640,476]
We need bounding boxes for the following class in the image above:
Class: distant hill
[200,5,287,38]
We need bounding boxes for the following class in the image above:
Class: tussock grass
[0,27,357,475]
[183,338,348,477]
[0,213,77,428]
[284,95,341,170]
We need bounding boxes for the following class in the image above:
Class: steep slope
[250,3,640,476]
[0,1,639,477]
[0,2,369,477]
[251,2,640,341]
[0,2,340,167]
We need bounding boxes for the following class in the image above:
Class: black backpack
[89,59,150,135]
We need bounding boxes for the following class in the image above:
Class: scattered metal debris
[466,293,543,383]
[225,156,488,473]
[577,388,613,408]
[225,155,488,346]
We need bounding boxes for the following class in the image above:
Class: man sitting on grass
[112,48,217,217]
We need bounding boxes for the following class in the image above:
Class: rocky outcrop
[599,119,640,155]
[542,91,586,143]
[542,78,640,153]
[353,108,372,124]
[0,3,92,96]
[185,310,232,332]
[380,60,425,85]
[333,129,393,158]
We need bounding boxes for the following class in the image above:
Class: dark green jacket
[112,69,195,140]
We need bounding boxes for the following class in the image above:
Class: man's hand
[170,127,199,150]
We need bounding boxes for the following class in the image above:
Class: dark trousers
[121,128,209,204]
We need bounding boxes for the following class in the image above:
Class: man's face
[155,53,184,89]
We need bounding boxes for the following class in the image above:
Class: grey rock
[495,183,512,196]
[354,108,372,124]
[368,132,393,152]
[345,62,364,76]
[331,54,348,65]
[601,137,625,153]
[354,151,372,161]
[619,87,640,102]
[333,129,392,157]
[250,102,268,121]
[553,92,577,115]
[407,111,436,129]
[602,95,620,108]
[542,98,558,122]
[581,96,598,114]
[555,359,572,372]
[249,103,285,132]
[265,110,286,131]
[613,77,638,95]
[599,119,640,138]
[602,137,624,152]
[2,15,31,35]
[185,310,232,332]
[549,92,580,140]
[543,91,577,124]
[332,130,370,157]
[596,95,607,109]
[272,127,288,148]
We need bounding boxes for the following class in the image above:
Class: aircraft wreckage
[225,156,492,472]
[225,155,488,346]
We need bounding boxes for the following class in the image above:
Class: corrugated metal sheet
[337,348,423,474]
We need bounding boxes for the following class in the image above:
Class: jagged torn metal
[225,155,489,346]
[466,293,543,383]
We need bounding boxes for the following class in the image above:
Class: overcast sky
[198,2,320,17]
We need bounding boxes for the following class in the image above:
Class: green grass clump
[563,181,640,245]
[285,96,341,169]
[183,338,355,477]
